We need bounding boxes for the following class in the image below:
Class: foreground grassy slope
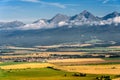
[0,62,119,80]
[0,67,116,80]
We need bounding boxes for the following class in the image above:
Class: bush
[72,73,86,77]
[47,66,60,71]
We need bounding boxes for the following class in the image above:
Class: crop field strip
[47,58,120,65]
[54,64,120,75]
[0,63,54,69]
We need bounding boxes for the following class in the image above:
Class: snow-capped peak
[18,19,50,30]
[70,10,100,21]
[0,20,25,30]
[48,13,69,23]
[0,11,120,30]
[102,11,120,20]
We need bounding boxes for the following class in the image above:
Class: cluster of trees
[96,75,111,80]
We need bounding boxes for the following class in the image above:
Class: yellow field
[48,58,104,63]
[0,63,54,69]
[57,64,120,75]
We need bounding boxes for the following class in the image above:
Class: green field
[0,67,117,80]
[103,57,120,60]
[0,62,43,66]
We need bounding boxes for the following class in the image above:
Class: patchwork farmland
[0,46,120,80]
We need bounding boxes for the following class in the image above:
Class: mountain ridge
[0,10,120,30]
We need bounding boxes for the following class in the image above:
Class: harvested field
[108,46,120,48]
[57,64,120,75]
[50,60,120,66]
[0,63,54,69]
[48,58,120,66]
[47,58,105,63]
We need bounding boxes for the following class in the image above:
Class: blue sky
[0,0,120,23]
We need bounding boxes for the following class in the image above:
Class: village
[0,51,120,63]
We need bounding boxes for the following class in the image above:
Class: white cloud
[21,0,39,3]
[0,0,72,9]
[39,1,66,9]
[20,0,66,9]
[101,0,118,4]
[18,19,57,30]
[58,21,68,26]
[103,0,110,4]
[113,16,120,23]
